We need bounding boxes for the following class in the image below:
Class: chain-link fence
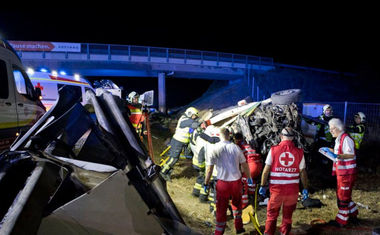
[303,102,380,144]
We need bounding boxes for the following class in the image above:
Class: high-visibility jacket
[269,140,303,195]
[332,132,357,176]
[127,104,145,131]
[193,137,206,170]
[348,123,365,150]
[316,114,333,142]
[173,115,198,143]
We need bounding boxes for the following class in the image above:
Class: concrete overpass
[11,41,274,112]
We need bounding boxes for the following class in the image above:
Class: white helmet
[185,107,198,118]
[127,91,139,103]
[323,104,333,116]
[355,112,366,123]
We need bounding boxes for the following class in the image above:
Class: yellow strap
[249,183,262,235]
[160,146,171,157]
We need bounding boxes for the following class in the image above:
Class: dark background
[1,11,379,106]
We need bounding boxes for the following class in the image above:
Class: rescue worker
[322,118,359,228]
[126,91,147,138]
[234,132,262,208]
[259,127,309,235]
[191,127,209,202]
[202,125,221,214]
[204,127,253,235]
[160,107,200,181]
[306,104,335,148]
[347,112,366,164]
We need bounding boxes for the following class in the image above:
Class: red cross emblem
[279,152,294,167]
[35,82,44,90]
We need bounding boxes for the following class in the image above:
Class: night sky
[1,11,379,106]
[1,11,378,74]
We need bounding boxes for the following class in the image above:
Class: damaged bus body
[0,86,200,235]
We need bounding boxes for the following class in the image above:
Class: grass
[147,120,380,235]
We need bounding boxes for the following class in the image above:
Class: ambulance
[27,71,94,111]
[0,37,46,150]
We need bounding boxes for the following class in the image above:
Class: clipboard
[318,148,337,162]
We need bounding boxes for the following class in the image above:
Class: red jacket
[269,140,303,195]
[236,141,261,163]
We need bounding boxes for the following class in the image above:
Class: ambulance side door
[12,65,45,134]
[0,58,18,150]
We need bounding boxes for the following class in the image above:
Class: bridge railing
[79,43,273,67]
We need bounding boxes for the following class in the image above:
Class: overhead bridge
[11,41,274,112]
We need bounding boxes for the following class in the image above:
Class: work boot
[160,172,172,182]
[328,219,345,228]
[349,216,360,225]
[236,228,246,234]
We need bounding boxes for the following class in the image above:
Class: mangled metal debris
[0,86,201,235]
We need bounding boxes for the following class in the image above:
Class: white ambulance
[28,71,94,111]
[0,37,46,150]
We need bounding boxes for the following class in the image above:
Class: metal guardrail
[16,42,274,69]
[81,43,274,67]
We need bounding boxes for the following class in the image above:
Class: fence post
[343,101,348,125]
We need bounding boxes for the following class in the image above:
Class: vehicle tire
[271,89,301,105]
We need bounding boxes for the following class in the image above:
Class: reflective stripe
[337,164,357,170]
[338,209,349,215]
[215,221,226,226]
[270,179,299,184]
[215,226,224,231]
[270,172,300,177]
[336,213,349,221]
[349,206,358,213]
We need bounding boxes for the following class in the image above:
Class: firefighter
[191,125,220,203]
[204,127,253,235]
[234,132,262,208]
[160,107,200,181]
[126,91,147,138]
[323,118,359,228]
[347,112,366,164]
[204,125,221,214]
[259,127,309,235]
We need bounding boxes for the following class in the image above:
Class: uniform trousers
[335,174,359,225]
[241,160,262,208]
[264,194,298,235]
[214,179,243,235]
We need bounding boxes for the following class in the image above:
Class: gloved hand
[320,147,337,159]
[189,128,194,134]
[259,186,267,197]
[325,149,337,159]
[302,189,309,201]
[320,147,329,152]
[247,178,254,187]
[203,183,210,194]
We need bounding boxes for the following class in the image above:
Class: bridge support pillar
[158,72,166,114]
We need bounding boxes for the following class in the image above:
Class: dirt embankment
[148,74,380,235]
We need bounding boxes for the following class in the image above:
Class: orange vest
[127,104,144,130]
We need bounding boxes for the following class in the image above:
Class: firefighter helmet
[323,104,333,116]
[185,107,198,118]
[355,112,366,123]
[127,91,139,103]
